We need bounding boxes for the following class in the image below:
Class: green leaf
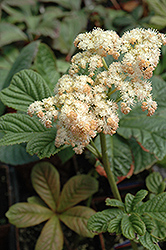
[57,146,74,164]
[31,162,60,211]
[34,43,60,93]
[95,134,132,178]
[146,172,166,194]
[152,219,166,240]
[5,203,54,227]
[52,11,87,55]
[0,69,52,112]
[136,192,166,222]
[121,214,146,240]
[0,22,27,47]
[139,232,161,250]
[107,214,123,234]
[26,128,61,159]
[35,215,64,250]
[129,137,157,174]
[27,196,48,208]
[87,209,124,233]
[125,190,148,213]
[151,16,166,27]
[105,198,125,209]
[59,206,95,238]
[118,76,166,160]
[3,41,40,89]
[0,113,46,146]
[39,0,82,10]
[57,175,98,213]
[0,143,38,165]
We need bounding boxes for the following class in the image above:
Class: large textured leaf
[152,219,166,240]
[6,203,54,227]
[87,208,124,233]
[59,206,95,238]
[3,41,40,89]
[136,192,166,222]
[35,215,63,250]
[139,232,161,250]
[34,43,60,93]
[129,138,157,174]
[0,22,27,47]
[0,113,46,146]
[31,162,60,211]
[57,175,98,213]
[95,134,132,178]
[26,128,61,159]
[121,214,146,240]
[27,196,48,208]
[0,69,52,112]
[146,172,166,194]
[118,76,166,160]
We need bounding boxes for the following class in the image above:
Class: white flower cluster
[28,27,166,153]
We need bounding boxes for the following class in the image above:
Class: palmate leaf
[34,43,60,93]
[35,215,64,250]
[146,172,166,194]
[31,162,60,211]
[27,196,48,208]
[0,69,52,112]
[94,134,132,178]
[118,76,166,161]
[57,175,98,213]
[59,206,95,238]
[87,209,124,233]
[136,192,166,222]
[5,203,54,228]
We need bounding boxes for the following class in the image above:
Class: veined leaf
[3,41,40,89]
[31,162,60,211]
[105,198,125,209]
[139,232,161,250]
[34,43,60,93]
[57,175,98,213]
[107,214,123,234]
[35,215,64,250]
[129,137,157,174]
[118,76,166,160]
[136,192,166,222]
[146,172,166,194]
[87,209,124,233]
[5,203,54,227]
[0,22,27,47]
[0,113,46,146]
[59,206,95,238]
[152,219,166,240]
[0,69,52,112]
[121,214,146,240]
[26,128,61,159]
[94,134,132,178]
[125,190,148,213]
[27,196,48,208]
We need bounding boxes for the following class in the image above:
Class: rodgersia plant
[1,27,166,249]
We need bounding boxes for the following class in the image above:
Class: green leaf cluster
[6,162,98,250]
[88,189,166,249]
